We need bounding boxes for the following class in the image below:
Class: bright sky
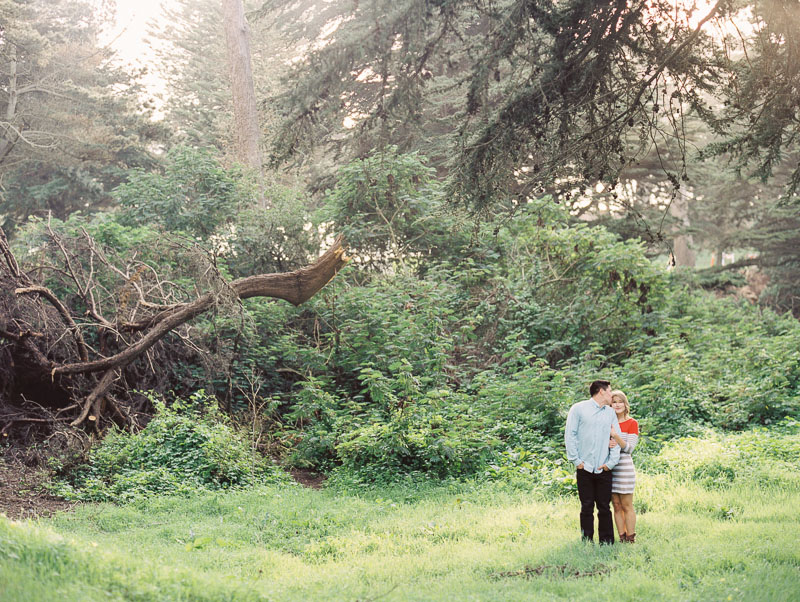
[102,0,178,108]
[105,0,175,61]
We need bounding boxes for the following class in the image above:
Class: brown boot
[619,533,629,542]
[627,533,635,543]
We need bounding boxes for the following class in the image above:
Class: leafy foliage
[99,150,800,483]
[319,146,462,268]
[646,418,800,490]
[238,155,798,481]
[56,391,286,502]
[270,0,800,213]
[613,290,800,438]
[114,146,257,238]
[11,148,800,488]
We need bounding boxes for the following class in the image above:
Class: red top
[618,418,639,435]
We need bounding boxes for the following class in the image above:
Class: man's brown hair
[589,380,611,397]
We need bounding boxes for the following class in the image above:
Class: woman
[609,390,639,542]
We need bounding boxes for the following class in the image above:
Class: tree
[264,0,800,308]
[149,0,231,150]
[150,0,290,161]
[700,0,800,199]
[746,200,800,314]
[0,0,163,228]
[267,1,799,213]
[266,0,485,178]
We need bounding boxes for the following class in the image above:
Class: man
[565,380,621,544]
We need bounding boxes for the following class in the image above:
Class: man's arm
[565,405,584,469]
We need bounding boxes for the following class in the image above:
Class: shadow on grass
[486,536,622,586]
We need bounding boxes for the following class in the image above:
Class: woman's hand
[610,427,626,447]
[609,438,617,448]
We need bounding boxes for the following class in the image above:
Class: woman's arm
[622,433,639,455]
[610,427,626,448]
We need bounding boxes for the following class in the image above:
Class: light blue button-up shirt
[565,399,621,474]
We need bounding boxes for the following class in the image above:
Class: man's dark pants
[576,468,614,544]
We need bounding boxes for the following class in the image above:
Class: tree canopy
[269,0,799,213]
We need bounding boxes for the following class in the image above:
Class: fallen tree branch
[1,221,349,429]
[15,286,89,362]
[71,369,118,427]
[52,236,348,377]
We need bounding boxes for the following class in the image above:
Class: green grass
[2,468,799,601]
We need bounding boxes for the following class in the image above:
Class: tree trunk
[222,0,263,175]
[669,186,696,267]
[0,47,19,164]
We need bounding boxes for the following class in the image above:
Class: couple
[564,380,639,544]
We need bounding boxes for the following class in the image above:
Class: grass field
[2,466,799,601]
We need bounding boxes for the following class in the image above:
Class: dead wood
[0,224,349,430]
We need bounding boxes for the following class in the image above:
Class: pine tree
[150,0,291,162]
[265,1,800,213]
[0,0,163,228]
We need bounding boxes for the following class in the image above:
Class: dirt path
[0,457,76,519]
[289,467,327,489]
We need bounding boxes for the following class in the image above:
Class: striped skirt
[611,453,636,494]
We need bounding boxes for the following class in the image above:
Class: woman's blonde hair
[610,390,630,419]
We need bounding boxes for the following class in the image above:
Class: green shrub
[334,389,500,478]
[319,146,463,268]
[285,364,575,481]
[645,418,800,490]
[114,146,256,238]
[56,391,287,502]
[614,290,800,436]
[23,149,800,488]
[494,200,671,366]
[484,448,578,496]
[308,272,460,390]
[274,196,800,482]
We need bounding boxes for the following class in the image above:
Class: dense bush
[56,392,288,502]
[319,146,465,269]
[228,162,800,481]
[113,146,256,238]
[612,290,800,439]
[494,201,670,366]
[484,449,578,496]
[284,360,577,479]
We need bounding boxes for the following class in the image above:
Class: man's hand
[600,464,610,471]
[577,463,584,470]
